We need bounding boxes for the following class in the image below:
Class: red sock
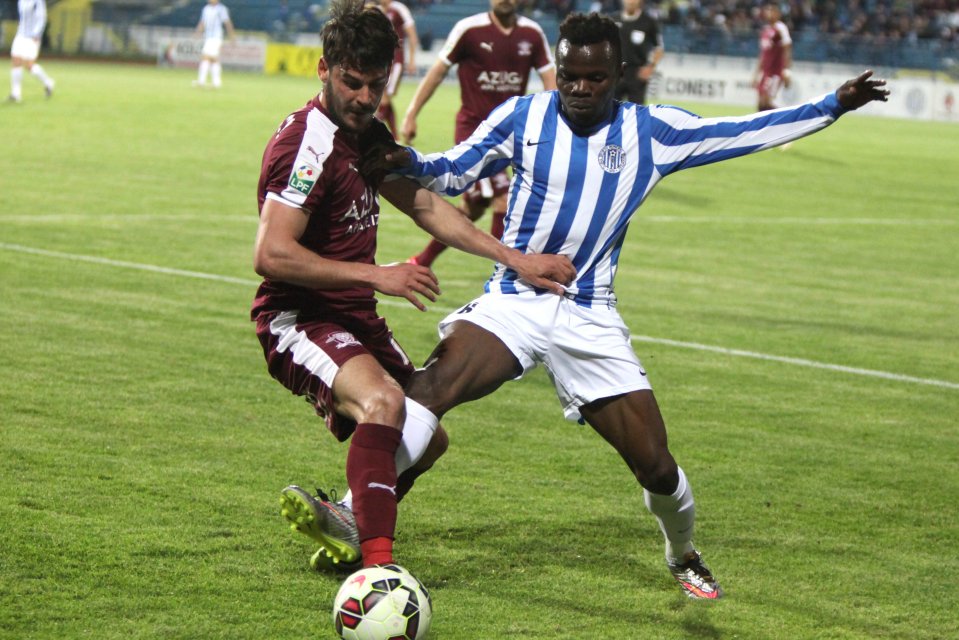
[361,536,394,567]
[346,424,402,557]
[415,238,448,268]
[490,211,506,239]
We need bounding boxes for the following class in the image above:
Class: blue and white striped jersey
[400,91,848,308]
[17,0,47,39]
[199,3,231,41]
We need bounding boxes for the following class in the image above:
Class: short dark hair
[558,12,623,67]
[321,0,398,72]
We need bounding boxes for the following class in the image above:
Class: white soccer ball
[332,564,432,640]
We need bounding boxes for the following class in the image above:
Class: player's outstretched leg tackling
[280,485,361,567]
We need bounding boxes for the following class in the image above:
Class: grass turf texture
[2,61,958,639]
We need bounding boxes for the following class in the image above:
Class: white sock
[644,466,696,563]
[11,67,23,99]
[211,62,222,87]
[30,63,52,88]
[198,60,210,84]
[342,397,438,511]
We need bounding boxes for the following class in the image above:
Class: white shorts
[11,35,40,61]
[439,293,652,422]
[201,37,223,58]
[385,60,403,97]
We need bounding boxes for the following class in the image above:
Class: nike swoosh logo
[526,139,550,146]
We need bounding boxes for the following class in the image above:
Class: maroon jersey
[758,20,791,78]
[439,12,554,142]
[252,96,385,319]
[383,1,414,65]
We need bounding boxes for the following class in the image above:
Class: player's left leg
[27,57,54,97]
[375,62,402,134]
[581,391,722,599]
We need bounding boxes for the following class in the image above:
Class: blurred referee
[613,0,662,105]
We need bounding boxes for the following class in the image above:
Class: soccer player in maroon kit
[752,0,793,111]
[400,0,557,268]
[374,0,418,135]
[253,0,574,571]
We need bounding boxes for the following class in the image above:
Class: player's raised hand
[400,113,417,145]
[373,262,441,311]
[836,70,890,110]
[509,252,577,296]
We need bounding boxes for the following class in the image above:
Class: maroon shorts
[463,169,511,205]
[254,308,414,441]
[455,117,511,205]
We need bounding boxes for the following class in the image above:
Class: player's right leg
[9,55,25,102]
[196,57,211,86]
[405,298,533,420]
[255,311,406,567]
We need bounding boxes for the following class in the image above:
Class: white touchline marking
[0,242,258,286]
[3,241,957,391]
[629,335,959,390]
[642,216,958,226]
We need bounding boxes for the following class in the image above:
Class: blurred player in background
[253,0,573,573]
[753,0,792,111]
[8,0,54,103]
[373,0,418,135]
[367,12,888,599]
[614,0,663,105]
[193,0,236,88]
[401,0,557,269]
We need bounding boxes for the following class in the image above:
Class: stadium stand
[8,0,955,73]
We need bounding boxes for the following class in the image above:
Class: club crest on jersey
[289,164,318,196]
[517,41,533,56]
[326,331,361,349]
[598,145,626,174]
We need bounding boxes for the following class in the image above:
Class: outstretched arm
[254,198,440,311]
[380,178,576,295]
[651,70,890,175]
[835,70,889,110]
[401,59,450,144]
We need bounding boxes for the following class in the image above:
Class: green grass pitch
[1,61,958,639]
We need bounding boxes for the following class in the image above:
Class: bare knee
[354,385,407,427]
[634,454,679,495]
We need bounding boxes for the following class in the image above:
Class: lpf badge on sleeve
[289,164,318,196]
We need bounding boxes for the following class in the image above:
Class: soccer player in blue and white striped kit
[8,0,54,103]
[359,12,888,598]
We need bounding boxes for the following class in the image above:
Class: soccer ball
[332,564,432,640]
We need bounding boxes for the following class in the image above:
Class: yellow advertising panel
[265,43,323,78]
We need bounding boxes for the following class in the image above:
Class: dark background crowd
[661,1,959,48]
